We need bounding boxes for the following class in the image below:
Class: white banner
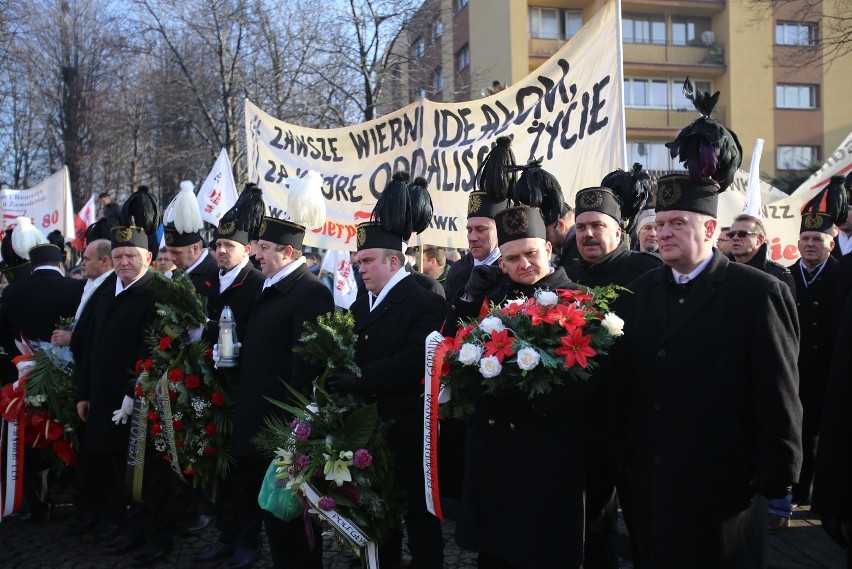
[246,1,625,250]
[320,250,358,309]
[1,167,74,238]
[197,148,239,226]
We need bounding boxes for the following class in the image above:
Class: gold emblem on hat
[357,225,367,248]
[657,181,682,207]
[219,220,236,235]
[115,228,133,243]
[802,213,823,230]
[258,219,268,238]
[579,190,604,209]
[164,231,174,245]
[501,209,529,236]
[468,193,482,215]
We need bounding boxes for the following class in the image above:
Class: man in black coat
[453,206,587,569]
[75,227,164,563]
[0,241,83,521]
[812,290,852,566]
[226,216,333,569]
[328,221,447,569]
[545,202,579,268]
[565,187,661,569]
[728,214,795,294]
[790,223,839,508]
[609,175,802,568]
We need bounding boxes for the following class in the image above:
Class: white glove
[187,325,204,344]
[111,396,135,425]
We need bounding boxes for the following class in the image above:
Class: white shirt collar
[838,231,852,256]
[473,247,501,267]
[671,252,713,284]
[368,267,410,312]
[262,257,306,291]
[185,248,209,274]
[115,270,147,296]
[219,256,250,293]
[33,265,64,276]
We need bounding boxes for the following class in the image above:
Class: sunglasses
[726,230,758,239]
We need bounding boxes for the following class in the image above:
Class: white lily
[324,458,353,486]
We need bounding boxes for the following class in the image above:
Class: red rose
[135,359,143,374]
[202,446,217,456]
[184,374,201,389]
[147,411,160,423]
[175,440,185,447]
[151,423,163,436]
[173,420,185,430]
[210,392,225,406]
[168,369,184,383]
[163,453,171,461]
[134,384,143,398]
[143,358,153,371]
[159,337,173,350]
[203,348,214,360]
[204,423,216,436]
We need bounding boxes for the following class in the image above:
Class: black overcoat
[610,251,802,568]
[348,274,446,513]
[791,256,837,436]
[0,268,83,352]
[564,242,662,288]
[231,264,333,458]
[455,268,588,568]
[742,243,796,295]
[442,253,500,337]
[186,252,220,306]
[203,263,265,344]
[76,271,157,453]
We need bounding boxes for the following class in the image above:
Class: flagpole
[613,0,627,169]
[744,138,764,217]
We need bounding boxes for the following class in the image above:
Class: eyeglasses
[725,230,758,239]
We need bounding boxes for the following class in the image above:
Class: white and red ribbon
[1,359,31,522]
[302,483,379,569]
[424,331,450,520]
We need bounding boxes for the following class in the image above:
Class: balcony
[529,36,571,59]
[623,41,725,67]
[626,105,726,130]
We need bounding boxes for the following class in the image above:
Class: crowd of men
[1,151,851,569]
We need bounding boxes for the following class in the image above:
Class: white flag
[321,250,358,309]
[743,138,764,218]
[197,148,238,225]
[1,167,75,238]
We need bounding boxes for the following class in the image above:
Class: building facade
[379,0,851,180]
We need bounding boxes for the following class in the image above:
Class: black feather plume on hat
[372,171,414,241]
[120,185,160,234]
[220,183,265,241]
[601,163,652,233]
[511,158,565,225]
[85,218,113,245]
[802,176,849,226]
[476,135,517,201]
[666,77,742,191]
[0,229,26,267]
[408,177,434,235]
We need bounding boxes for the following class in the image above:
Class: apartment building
[380,0,851,179]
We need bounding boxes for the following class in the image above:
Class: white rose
[516,347,541,371]
[479,355,503,378]
[479,316,506,334]
[601,312,625,337]
[458,343,483,366]
[503,297,526,309]
[535,289,558,307]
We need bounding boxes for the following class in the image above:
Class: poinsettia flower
[523,303,558,326]
[483,329,515,363]
[555,328,596,369]
[555,304,587,331]
[557,289,593,303]
[501,297,527,316]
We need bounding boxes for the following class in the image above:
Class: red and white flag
[71,195,97,250]
[197,148,238,226]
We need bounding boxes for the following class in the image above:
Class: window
[432,19,443,42]
[627,142,675,171]
[623,15,666,45]
[776,22,818,46]
[456,44,470,72]
[777,146,818,170]
[529,7,559,40]
[776,84,817,109]
[433,66,443,93]
[671,78,712,110]
[412,37,425,59]
[564,10,583,40]
[624,78,669,108]
[671,17,712,46]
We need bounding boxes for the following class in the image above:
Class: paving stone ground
[0,498,845,568]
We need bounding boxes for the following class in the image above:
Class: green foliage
[294,310,362,378]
